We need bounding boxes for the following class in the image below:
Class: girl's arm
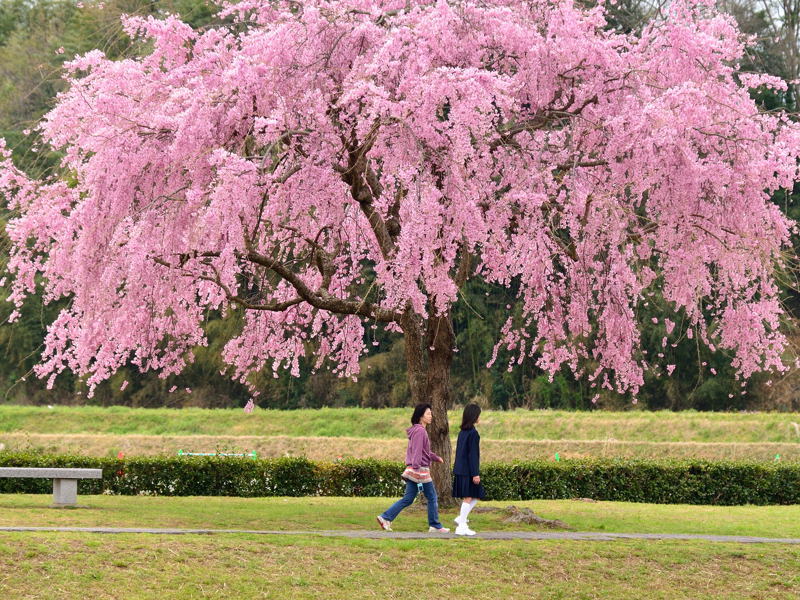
[467,430,480,477]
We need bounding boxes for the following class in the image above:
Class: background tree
[2,0,800,500]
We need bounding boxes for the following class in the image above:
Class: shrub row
[0,454,406,498]
[1,453,799,505]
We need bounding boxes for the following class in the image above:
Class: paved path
[2,526,800,544]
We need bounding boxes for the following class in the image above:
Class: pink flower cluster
[0,0,798,396]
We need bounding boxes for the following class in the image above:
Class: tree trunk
[400,310,426,405]
[400,309,456,508]
[425,312,455,507]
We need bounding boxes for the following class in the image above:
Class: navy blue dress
[452,427,485,499]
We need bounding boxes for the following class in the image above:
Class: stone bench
[0,467,103,507]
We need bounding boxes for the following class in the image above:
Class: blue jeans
[381,480,443,529]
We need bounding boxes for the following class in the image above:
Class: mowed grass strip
[0,532,798,600]
[4,432,800,462]
[4,405,800,442]
[2,495,800,539]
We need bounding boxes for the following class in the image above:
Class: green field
[5,406,800,442]
[3,432,800,462]
[3,405,800,462]
[1,496,800,599]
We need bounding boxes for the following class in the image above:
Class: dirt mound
[472,505,571,529]
[501,506,571,529]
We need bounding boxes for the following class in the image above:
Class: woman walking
[452,403,485,536]
[376,403,450,533]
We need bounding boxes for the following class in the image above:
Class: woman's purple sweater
[405,424,442,469]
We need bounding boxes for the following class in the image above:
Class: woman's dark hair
[411,403,432,425]
[461,403,482,430]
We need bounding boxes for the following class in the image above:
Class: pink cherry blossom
[0,0,797,400]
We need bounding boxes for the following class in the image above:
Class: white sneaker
[455,524,476,536]
[428,526,450,533]
[376,516,392,531]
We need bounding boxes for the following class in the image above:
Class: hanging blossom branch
[0,0,798,397]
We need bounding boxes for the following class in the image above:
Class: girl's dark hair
[461,403,482,430]
[411,403,432,425]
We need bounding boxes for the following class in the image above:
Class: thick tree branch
[243,249,399,322]
[152,243,400,322]
[454,245,473,288]
[335,121,396,260]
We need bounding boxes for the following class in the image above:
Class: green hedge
[1,453,799,505]
[0,454,405,498]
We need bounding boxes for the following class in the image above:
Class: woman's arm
[423,430,443,463]
[408,427,425,469]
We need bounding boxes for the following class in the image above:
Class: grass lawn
[2,496,800,598]
[1,495,800,539]
[4,405,800,442]
[1,532,799,599]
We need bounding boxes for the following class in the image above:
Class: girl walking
[376,403,450,533]
[452,403,485,536]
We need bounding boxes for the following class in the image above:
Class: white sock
[469,499,478,509]
[458,501,474,524]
